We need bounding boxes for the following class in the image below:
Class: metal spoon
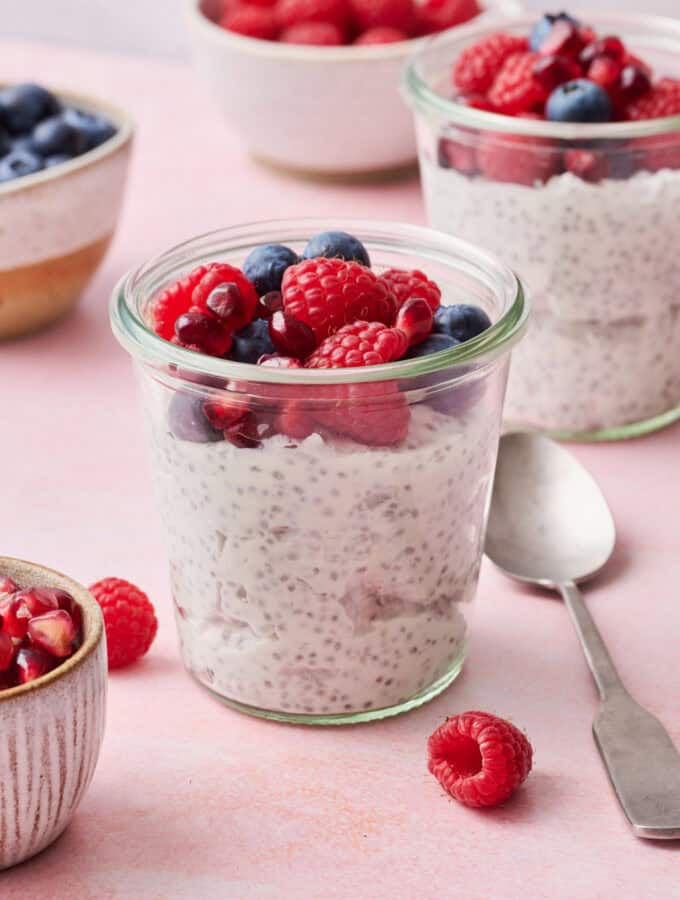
[485,431,680,840]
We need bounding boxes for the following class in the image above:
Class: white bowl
[0,87,133,340]
[186,0,522,176]
[0,557,107,871]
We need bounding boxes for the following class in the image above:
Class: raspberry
[428,711,533,808]
[191,264,258,331]
[354,27,407,44]
[276,0,348,33]
[414,0,480,36]
[626,78,680,120]
[152,264,215,341]
[438,136,477,175]
[282,257,397,342]
[349,0,412,33]
[452,33,529,95]
[220,5,279,39]
[488,52,548,115]
[89,578,158,670]
[305,320,408,368]
[312,381,410,445]
[281,22,344,43]
[379,268,441,313]
[478,124,558,187]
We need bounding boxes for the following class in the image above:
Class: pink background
[1,39,679,899]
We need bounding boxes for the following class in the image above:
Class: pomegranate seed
[0,576,18,594]
[14,647,55,684]
[0,631,14,671]
[255,291,284,319]
[579,25,596,46]
[13,587,60,618]
[588,56,623,91]
[0,596,30,639]
[28,609,76,658]
[175,311,232,357]
[539,19,586,59]
[203,396,249,429]
[395,298,434,347]
[268,310,317,359]
[616,65,652,106]
[533,55,582,93]
[580,35,625,66]
[225,411,263,449]
[206,283,243,329]
[258,355,303,368]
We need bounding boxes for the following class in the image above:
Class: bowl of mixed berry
[0,557,106,870]
[111,219,528,724]
[0,82,133,340]
[404,11,680,440]
[186,0,521,175]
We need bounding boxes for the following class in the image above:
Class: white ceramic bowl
[186,0,522,175]
[0,88,133,340]
[0,558,107,871]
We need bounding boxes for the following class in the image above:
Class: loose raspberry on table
[276,0,348,33]
[191,264,258,332]
[221,4,279,39]
[281,22,344,44]
[355,26,408,45]
[305,320,408,368]
[428,711,533,808]
[414,0,480,36]
[488,51,548,115]
[626,78,680,120]
[152,264,216,341]
[282,257,397,342]
[452,33,529,95]
[349,0,412,34]
[89,578,158,670]
[379,267,441,313]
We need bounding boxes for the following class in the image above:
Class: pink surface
[2,39,680,899]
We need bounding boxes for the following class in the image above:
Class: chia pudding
[111,220,527,723]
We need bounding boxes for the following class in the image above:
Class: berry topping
[532,54,582,94]
[0,148,44,183]
[153,264,216,341]
[438,136,477,175]
[433,304,491,342]
[428,711,533,808]
[354,27,407,44]
[488,52,548,116]
[255,290,284,318]
[405,332,459,358]
[282,257,396,342]
[31,114,86,157]
[395,298,433,347]
[12,587,60,618]
[61,107,116,151]
[229,318,276,363]
[414,0,480,36]
[28,609,76,658]
[243,244,296,297]
[268,310,317,358]
[546,78,612,122]
[302,230,370,266]
[221,5,279,39]
[529,12,579,53]
[379,267,442,313]
[175,311,233,357]
[306,320,408,368]
[537,17,585,60]
[0,594,31,639]
[205,283,246,330]
[191,264,258,330]
[88,578,158,670]
[0,83,60,134]
[452,33,529,95]
[0,576,18,594]
[313,381,410,445]
[203,395,249,430]
[349,0,412,33]
[477,129,557,187]
[0,632,13,672]
[14,647,55,685]
[280,22,344,44]
[626,78,680,120]
[276,0,349,33]
[168,393,224,443]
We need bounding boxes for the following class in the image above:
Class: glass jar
[404,13,680,440]
[111,219,528,724]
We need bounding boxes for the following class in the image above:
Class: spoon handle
[559,581,680,839]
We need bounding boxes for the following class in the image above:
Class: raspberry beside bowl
[0,557,106,871]
[0,87,133,340]
[186,0,521,175]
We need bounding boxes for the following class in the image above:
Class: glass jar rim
[403,10,680,141]
[110,218,528,386]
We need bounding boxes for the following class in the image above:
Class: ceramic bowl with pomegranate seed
[0,557,106,871]
[404,12,680,440]
[111,218,528,725]
[0,83,132,340]
[186,0,521,175]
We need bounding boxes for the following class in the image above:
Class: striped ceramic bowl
[0,558,107,870]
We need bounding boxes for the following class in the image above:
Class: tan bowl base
[251,152,419,185]
[0,234,113,340]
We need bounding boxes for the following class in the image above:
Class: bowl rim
[0,84,134,197]
[403,10,680,140]
[0,556,104,703]
[186,0,522,63]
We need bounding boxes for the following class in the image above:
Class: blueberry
[0,83,60,134]
[44,153,72,168]
[10,135,35,154]
[405,333,460,359]
[61,107,116,151]
[0,130,9,156]
[433,305,492,343]
[302,231,370,266]
[228,319,275,365]
[546,79,612,123]
[529,12,580,52]
[31,114,86,157]
[168,393,223,443]
[0,149,44,183]
[243,244,298,295]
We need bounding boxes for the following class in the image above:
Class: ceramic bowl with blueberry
[0,82,133,340]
